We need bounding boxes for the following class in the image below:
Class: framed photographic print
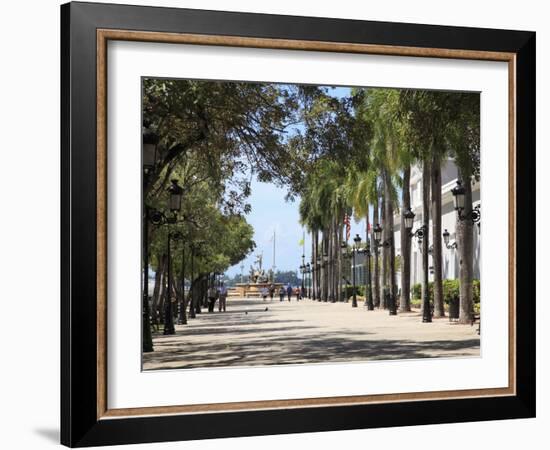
[61,1,535,447]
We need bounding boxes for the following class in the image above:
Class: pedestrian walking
[279,286,285,302]
[295,287,301,301]
[269,284,275,301]
[261,286,269,301]
[207,285,218,312]
[218,282,228,312]
[286,284,292,302]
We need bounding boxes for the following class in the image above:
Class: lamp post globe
[168,179,184,212]
[404,207,415,230]
[443,229,450,246]
[451,180,466,211]
[373,224,383,243]
[142,129,159,170]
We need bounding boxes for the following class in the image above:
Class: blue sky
[225,86,367,277]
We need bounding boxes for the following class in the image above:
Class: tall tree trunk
[337,221,343,302]
[384,169,397,310]
[421,159,432,322]
[315,230,320,300]
[156,254,168,325]
[400,165,412,312]
[457,172,474,324]
[373,195,381,307]
[365,206,373,307]
[323,232,329,301]
[431,155,445,317]
[151,253,164,325]
[311,231,315,299]
[380,192,388,308]
[329,218,335,302]
[320,233,326,301]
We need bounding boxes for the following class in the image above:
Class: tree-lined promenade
[142,79,480,357]
[144,297,479,370]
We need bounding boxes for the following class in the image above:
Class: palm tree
[448,93,480,324]
[362,89,401,312]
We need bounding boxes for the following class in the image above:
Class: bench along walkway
[144,297,480,370]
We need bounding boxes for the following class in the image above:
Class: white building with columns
[351,159,480,288]
[393,159,481,287]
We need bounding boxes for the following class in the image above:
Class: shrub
[410,279,480,306]
[473,279,480,304]
[412,283,422,300]
[342,285,364,300]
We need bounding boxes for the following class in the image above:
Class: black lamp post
[403,208,426,243]
[402,208,431,322]
[352,234,361,307]
[142,132,160,353]
[451,180,481,226]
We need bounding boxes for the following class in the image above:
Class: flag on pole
[298,238,304,246]
[344,213,351,241]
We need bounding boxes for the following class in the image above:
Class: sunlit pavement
[143,297,480,370]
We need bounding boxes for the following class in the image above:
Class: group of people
[261,284,301,302]
[207,282,303,312]
[207,282,229,312]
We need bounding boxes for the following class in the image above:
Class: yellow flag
[298,238,304,246]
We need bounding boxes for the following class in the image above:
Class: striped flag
[344,213,351,241]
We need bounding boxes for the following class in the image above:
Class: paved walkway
[143,297,480,370]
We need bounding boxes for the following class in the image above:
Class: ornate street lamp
[168,179,184,212]
[442,229,458,249]
[402,208,426,244]
[451,180,466,210]
[143,130,159,170]
[141,163,181,349]
[373,223,382,243]
[451,180,481,226]
[402,208,431,322]
[352,234,361,308]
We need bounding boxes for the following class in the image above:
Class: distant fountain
[232,253,282,298]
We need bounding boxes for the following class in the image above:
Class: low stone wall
[229,283,284,298]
